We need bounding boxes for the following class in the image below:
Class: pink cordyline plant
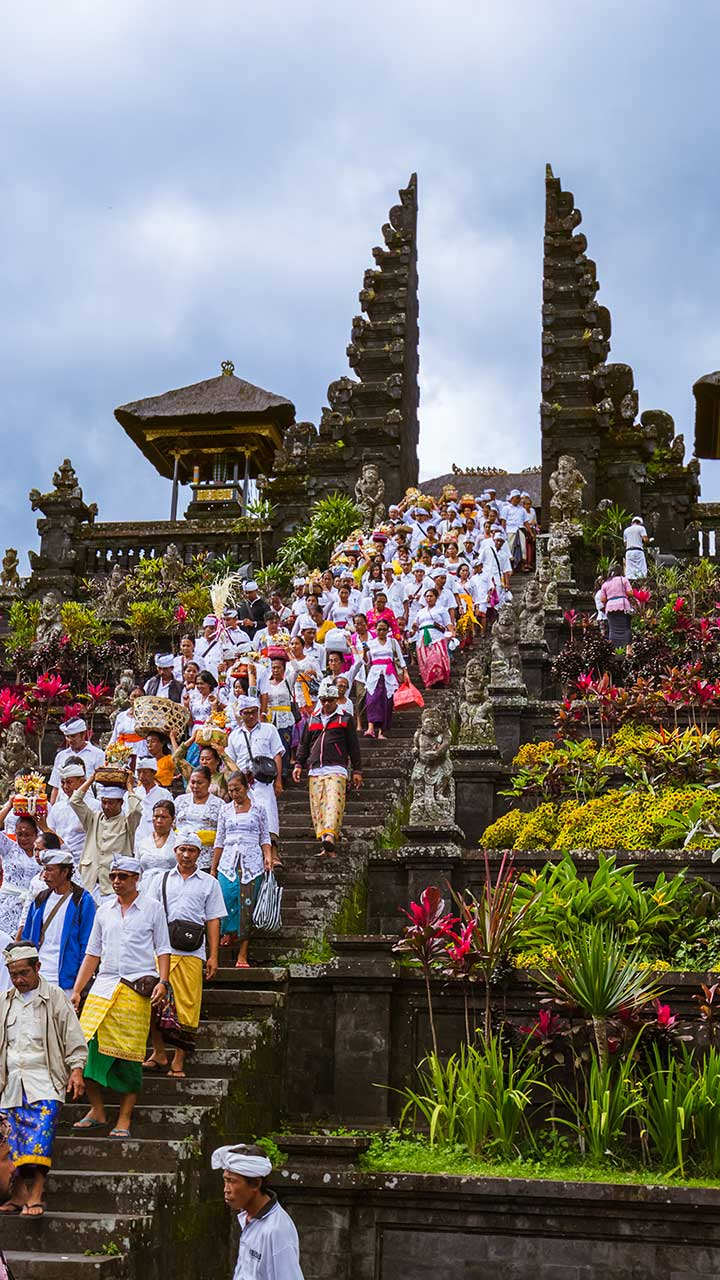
[393,886,458,1056]
[26,671,72,765]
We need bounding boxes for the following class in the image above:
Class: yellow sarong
[80,982,151,1063]
[169,954,204,1030]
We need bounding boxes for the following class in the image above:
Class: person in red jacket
[292,679,362,858]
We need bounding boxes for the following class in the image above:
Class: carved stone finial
[221,360,235,376]
[490,603,523,687]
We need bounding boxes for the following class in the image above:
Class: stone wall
[276,1167,720,1280]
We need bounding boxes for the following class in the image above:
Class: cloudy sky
[3,0,720,568]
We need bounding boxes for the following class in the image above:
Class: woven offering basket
[194,723,230,749]
[94,765,130,787]
[133,696,189,739]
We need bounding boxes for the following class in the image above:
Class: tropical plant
[639,1044,699,1176]
[398,1037,542,1158]
[550,1041,640,1163]
[392,887,457,1057]
[266,494,363,589]
[536,926,667,1070]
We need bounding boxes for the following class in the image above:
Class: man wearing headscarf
[144,654,183,702]
[48,717,105,806]
[211,1143,304,1278]
[0,942,87,1218]
[69,769,143,899]
[21,851,96,995]
[71,856,170,1139]
[46,757,98,863]
[623,516,649,580]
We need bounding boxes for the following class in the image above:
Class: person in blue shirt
[22,849,96,994]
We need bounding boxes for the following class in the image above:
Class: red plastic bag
[394,679,425,710]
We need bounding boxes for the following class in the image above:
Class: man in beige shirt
[0,943,86,1217]
[70,769,142,898]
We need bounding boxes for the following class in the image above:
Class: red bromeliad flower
[576,672,595,693]
[31,672,70,702]
[672,597,686,613]
[633,588,651,606]
[174,605,188,623]
[445,922,475,964]
[0,687,27,729]
[86,681,111,703]
[655,999,677,1030]
[563,609,578,626]
[520,1007,562,1039]
[62,701,84,722]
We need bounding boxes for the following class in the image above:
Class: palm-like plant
[536,925,667,1071]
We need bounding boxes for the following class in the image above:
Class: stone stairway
[6,659,466,1279]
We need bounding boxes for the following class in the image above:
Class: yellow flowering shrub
[512,741,561,770]
[481,807,527,849]
[515,802,563,851]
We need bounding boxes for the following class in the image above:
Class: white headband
[4,943,39,965]
[111,856,142,875]
[211,1146,272,1177]
[99,786,125,800]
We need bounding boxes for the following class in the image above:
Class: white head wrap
[202,614,217,628]
[99,785,125,800]
[174,830,202,851]
[41,850,74,867]
[237,695,261,711]
[318,678,339,699]
[60,717,87,736]
[4,943,40,965]
[155,654,175,669]
[110,855,142,875]
[244,580,258,592]
[59,761,85,780]
[211,1145,272,1177]
[136,757,158,773]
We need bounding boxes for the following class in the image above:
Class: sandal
[109,1128,131,1139]
[0,1202,24,1215]
[142,1057,169,1072]
[167,1068,187,1078]
[22,1203,44,1218]
[73,1116,106,1129]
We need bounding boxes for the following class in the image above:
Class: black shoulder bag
[161,872,206,952]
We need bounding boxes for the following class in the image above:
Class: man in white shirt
[71,856,170,1138]
[221,609,253,652]
[196,615,224,679]
[212,1143,304,1279]
[503,490,530,570]
[48,718,105,806]
[46,758,97,863]
[227,699,284,844]
[0,942,87,1217]
[132,758,173,849]
[145,831,225,1077]
[624,516,649,579]
[144,654,183,701]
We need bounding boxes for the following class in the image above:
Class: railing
[73,520,268,578]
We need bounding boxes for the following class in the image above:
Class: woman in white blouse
[211,772,272,968]
[410,587,454,689]
[136,800,177,893]
[364,618,407,740]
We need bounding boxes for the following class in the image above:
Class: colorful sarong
[80,982,151,1063]
[416,637,451,689]
[3,1092,61,1168]
[85,1035,143,1094]
[366,677,393,731]
[219,872,262,940]
[308,774,347,841]
[169,954,204,1030]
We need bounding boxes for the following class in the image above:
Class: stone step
[0,1211,150,1254]
[60,1101,210,1138]
[139,1073,230,1099]
[54,1134,184,1171]
[46,1169,174,1212]
[6,1254,127,1279]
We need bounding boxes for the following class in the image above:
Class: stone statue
[34,590,64,647]
[0,723,38,798]
[160,544,185,592]
[520,575,545,642]
[409,707,455,827]
[547,527,573,584]
[548,454,586,534]
[458,657,494,747]
[354,463,386,528]
[94,565,130,621]
[110,668,136,724]
[0,549,21,595]
[490,603,523,687]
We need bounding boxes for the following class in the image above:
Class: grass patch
[360,1132,720,1188]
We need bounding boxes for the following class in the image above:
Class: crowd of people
[0,481,534,1229]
